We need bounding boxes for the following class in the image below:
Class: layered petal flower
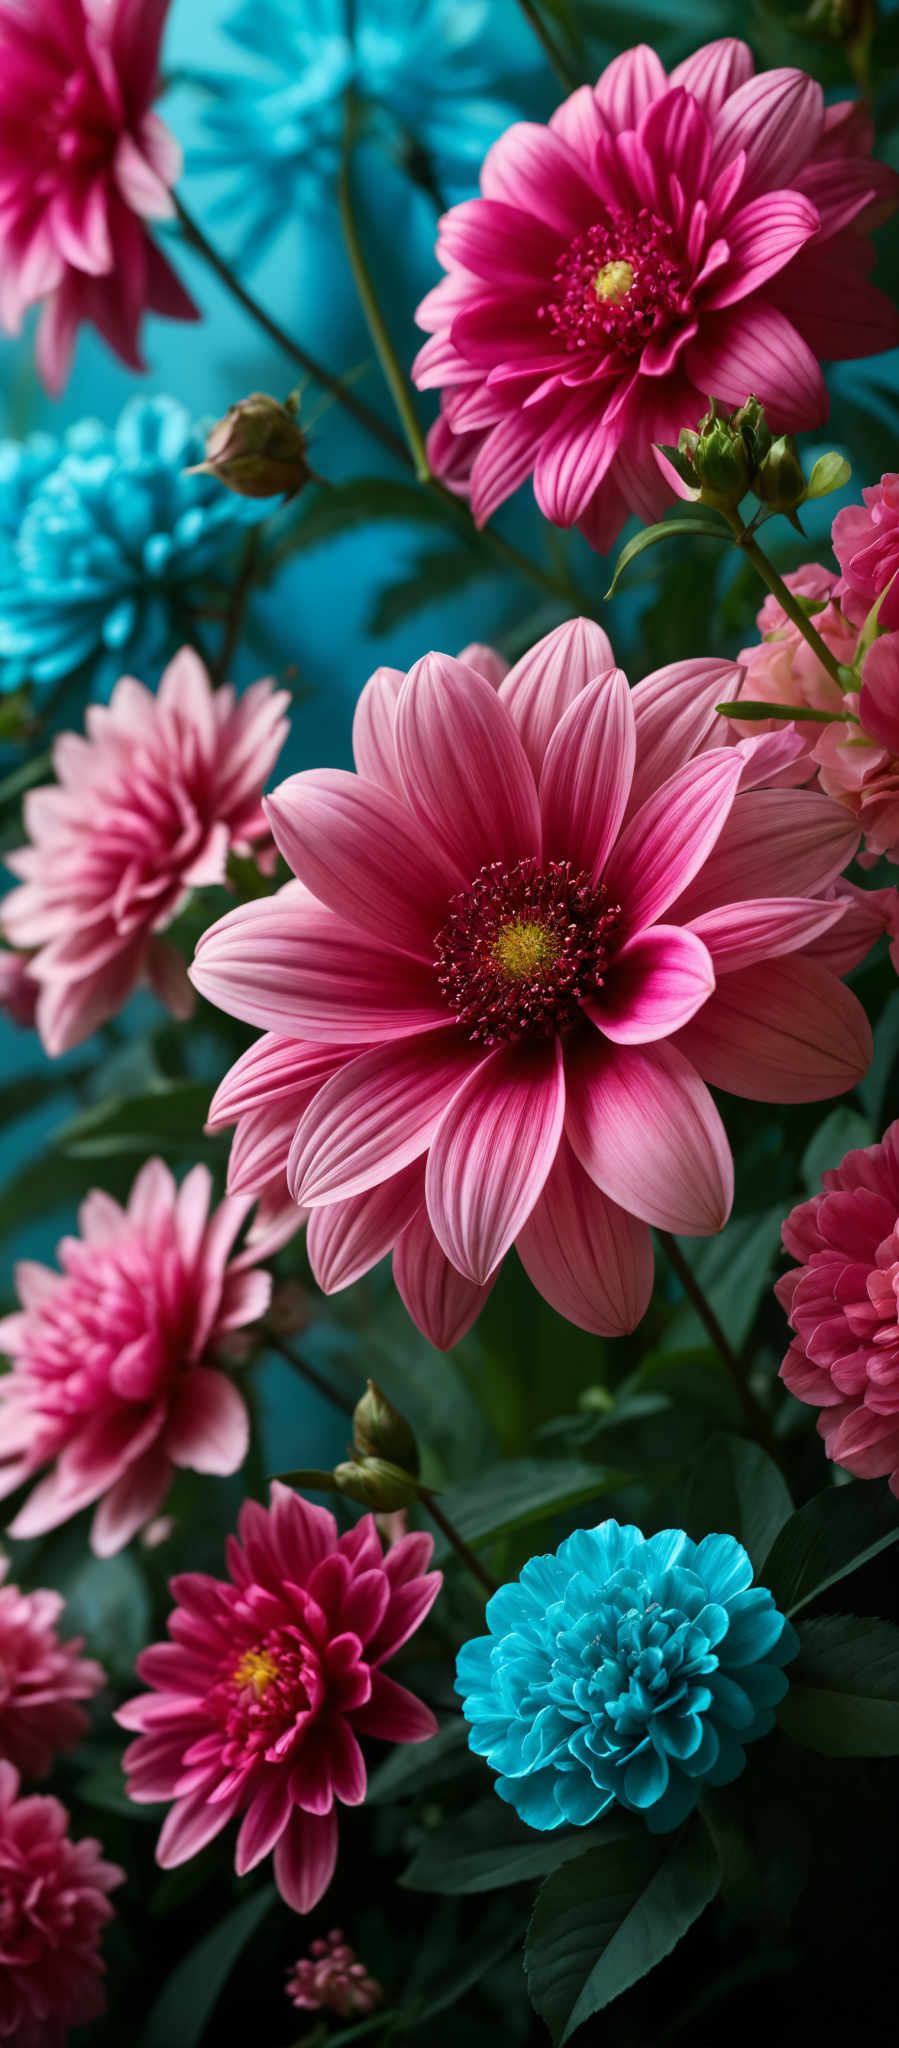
[813,637,899,864]
[0,1558,105,1780]
[833,472,899,632]
[0,1763,122,2045]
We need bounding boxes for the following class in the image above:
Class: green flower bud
[353,1379,420,1475]
[187,392,311,499]
[731,395,772,470]
[752,433,808,517]
[691,417,752,509]
[333,1459,421,1512]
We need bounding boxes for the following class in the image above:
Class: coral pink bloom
[190,621,870,1352]
[814,635,899,863]
[118,1483,441,1914]
[778,1119,899,1495]
[412,39,899,549]
[2,647,290,1056]
[0,1158,273,1556]
[0,0,197,392]
[735,564,856,750]
[0,1557,104,1780]
[0,1761,122,2046]
[833,473,899,632]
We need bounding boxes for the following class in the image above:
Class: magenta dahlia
[413,38,899,549]
[833,472,899,632]
[190,622,870,1351]
[0,1558,104,1781]
[0,1158,274,1555]
[0,0,197,391]
[118,1483,441,1913]
[778,1118,899,1494]
[0,1761,122,2046]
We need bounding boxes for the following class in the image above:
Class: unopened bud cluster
[286,1929,383,2018]
[660,396,841,527]
[278,1379,424,1512]
[187,390,311,500]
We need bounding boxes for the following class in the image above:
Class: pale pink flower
[0,1557,104,1780]
[0,0,197,393]
[778,1118,899,1494]
[0,1761,122,2047]
[0,1157,273,1556]
[287,1929,383,2017]
[0,950,38,1030]
[2,647,290,1056]
[735,565,856,750]
[833,473,899,631]
[190,621,870,1352]
[117,1483,441,1914]
[413,39,899,550]
[813,635,899,863]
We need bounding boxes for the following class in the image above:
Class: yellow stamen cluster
[492,919,560,982]
[233,1647,279,1695]
[593,258,634,303]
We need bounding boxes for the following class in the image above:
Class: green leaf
[366,1718,470,1805]
[761,1481,899,1616]
[402,1800,631,1896]
[801,1107,875,1193]
[684,1433,793,1573]
[604,512,729,598]
[805,452,851,499]
[525,1817,719,2043]
[56,1080,214,1159]
[284,476,454,550]
[0,748,52,810]
[368,546,489,633]
[715,699,843,722]
[51,1549,150,1682]
[429,1457,626,1557]
[698,1779,809,1932]
[139,1886,276,2048]
[661,1206,786,1352]
[777,1613,899,1755]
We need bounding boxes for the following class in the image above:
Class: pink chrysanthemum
[1,647,290,1055]
[0,1761,122,2047]
[0,1557,104,1780]
[778,1118,899,1494]
[814,634,899,864]
[735,564,856,745]
[833,473,899,632]
[190,621,871,1352]
[0,0,197,393]
[118,1483,441,1914]
[412,39,899,550]
[0,950,38,1030]
[0,1157,275,1556]
[286,1929,383,2017]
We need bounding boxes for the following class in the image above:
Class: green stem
[514,0,580,92]
[268,1333,355,1418]
[658,1232,779,1458]
[338,103,432,481]
[724,510,848,692]
[172,194,409,465]
[418,1489,498,1597]
[213,526,262,684]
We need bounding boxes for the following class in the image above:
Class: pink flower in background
[0,0,197,392]
[778,1118,899,1494]
[0,1157,272,1556]
[833,473,899,631]
[814,635,899,863]
[0,1761,121,2046]
[118,1483,441,1913]
[2,647,290,1055]
[191,620,870,1353]
[0,950,38,1030]
[0,1557,104,1780]
[286,1929,383,2018]
[413,38,899,550]
[735,565,855,746]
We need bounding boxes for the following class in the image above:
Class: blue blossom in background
[191,0,538,257]
[456,1521,798,1835]
[0,397,266,700]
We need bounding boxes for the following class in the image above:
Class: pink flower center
[434,857,621,1044]
[541,209,689,355]
[210,1628,320,1766]
[34,70,118,194]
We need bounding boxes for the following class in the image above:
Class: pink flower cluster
[118,1483,441,1913]
[778,1119,899,1495]
[0,1158,274,1556]
[814,637,899,864]
[414,37,898,549]
[2,647,290,1055]
[0,0,196,391]
[736,565,854,737]
[286,1929,383,2017]
[0,1557,104,1780]
[834,473,899,632]
[0,1761,122,2046]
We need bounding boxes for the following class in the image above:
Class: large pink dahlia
[0,1762,121,2046]
[833,472,899,632]
[413,39,899,549]
[0,1158,273,1556]
[190,621,870,1351]
[777,1119,899,1495]
[0,1558,104,1780]
[118,1483,441,1913]
[0,0,197,392]
[2,647,290,1055]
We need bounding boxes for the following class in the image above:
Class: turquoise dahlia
[456,1521,798,1834]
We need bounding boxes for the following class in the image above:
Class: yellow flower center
[233,1648,279,1695]
[593,259,635,303]
[492,919,560,981]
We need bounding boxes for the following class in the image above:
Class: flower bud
[352,1379,419,1475]
[333,1459,421,1512]
[690,415,752,510]
[731,395,772,471]
[187,393,311,500]
[752,433,808,522]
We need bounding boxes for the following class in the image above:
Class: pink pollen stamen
[434,856,622,1044]
[540,208,690,356]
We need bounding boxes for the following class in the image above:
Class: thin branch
[658,1231,779,1456]
[213,526,262,683]
[267,1332,355,1417]
[419,1490,498,1596]
[514,0,580,93]
[724,511,850,692]
[337,102,432,480]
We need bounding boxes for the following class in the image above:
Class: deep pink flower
[190,621,870,1352]
[814,634,899,863]
[833,473,899,631]
[0,0,197,392]
[0,1761,122,2047]
[735,564,856,750]
[412,39,899,550]
[0,1157,273,1556]
[118,1483,441,1913]
[0,950,38,1030]
[2,647,290,1055]
[778,1118,899,1494]
[286,1929,383,2017]
[0,1557,104,1780]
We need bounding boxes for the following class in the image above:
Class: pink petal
[264,771,460,958]
[499,618,615,777]
[604,749,742,937]
[425,1038,565,1284]
[672,958,872,1101]
[565,1036,733,1236]
[306,1163,425,1293]
[627,657,744,818]
[703,191,820,308]
[588,924,714,1043]
[539,666,636,874]
[90,1445,172,1558]
[234,1774,294,1875]
[469,409,547,526]
[709,65,824,198]
[394,653,541,880]
[273,1806,338,1914]
[113,129,176,219]
[686,896,846,973]
[669,38,755,116]
[595,44,668,127]
[480,123,602,235]
[860,638,899,754]
[533,395,619,527]
[166,1368,249,1475]
[350,1670,439,1743]
[155,1783,246,1868]
[669,789,860,919]
[351,665,405,796]
[288,1032,477,1206]
[516,1136,654,1336]
[685,303,827,430]
[208,1035,350,1126]
[393,1205,497,1350]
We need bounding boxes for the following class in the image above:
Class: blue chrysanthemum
[456,1522,799,1835]
[0,397,265,699]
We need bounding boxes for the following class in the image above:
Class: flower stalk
[658,1231,780,1459]
[723,509,851,692]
